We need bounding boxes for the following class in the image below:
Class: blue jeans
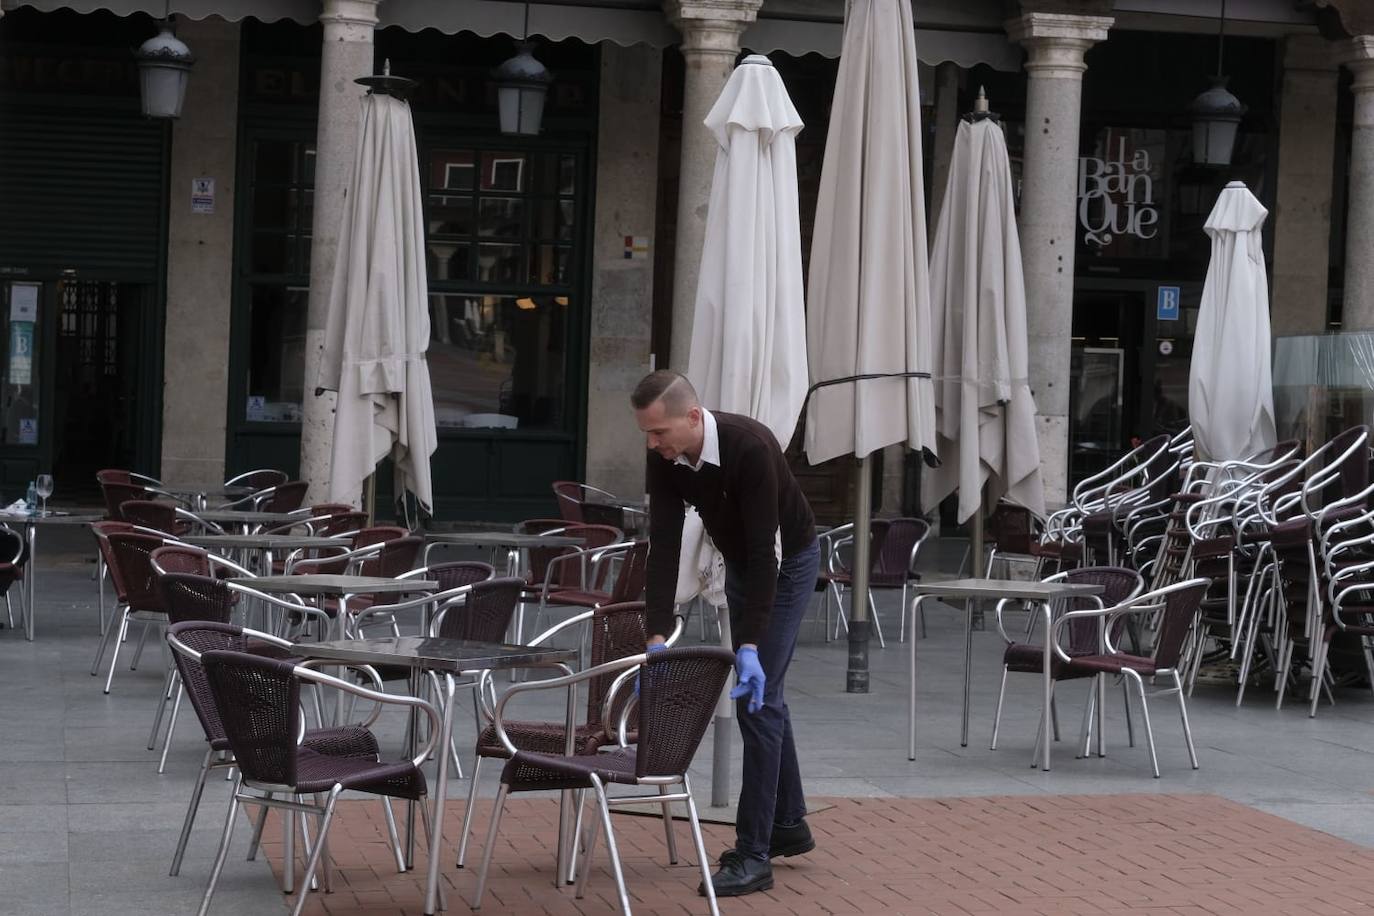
[724,537,820,860]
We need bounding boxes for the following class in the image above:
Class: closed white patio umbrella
[924,108,1045,526]
[317,84,438,515]
[803,0,935,691]
[683,54,807,806]
[1189,181,1276,462]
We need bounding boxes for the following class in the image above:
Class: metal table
[179,534,350,576]
[422,531,585,571]
[160,484,255,510]
[907,578,1103,770]
[195,509,304,533]
[294,636,580,916]
[0,511,104,641]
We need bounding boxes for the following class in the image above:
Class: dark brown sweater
[645,411,815,645]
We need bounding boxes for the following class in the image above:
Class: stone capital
[1005,12,1112,79]
[1344,35,1374,93]
[320,0,380,29]
[663,0,762,55]
[1284,34,1340,73]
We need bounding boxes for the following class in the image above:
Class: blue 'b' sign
[1157,286,1180,322]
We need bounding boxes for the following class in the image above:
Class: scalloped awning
[4,1,1021,68]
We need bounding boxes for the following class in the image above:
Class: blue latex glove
[635,642,668,696]
[730,646,766,714]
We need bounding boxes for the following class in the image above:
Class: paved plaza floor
[7,528,1374,915]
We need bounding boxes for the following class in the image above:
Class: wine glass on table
[35,474,53,517]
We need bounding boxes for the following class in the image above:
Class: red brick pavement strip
[249,794,1374,915]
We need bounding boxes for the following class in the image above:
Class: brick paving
[256,793,1374,915]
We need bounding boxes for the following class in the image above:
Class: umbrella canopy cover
[1188,181,1276,462]
[924,117,1044,522]
[679,54,807,605]
[317,92,438,513]
[803,0,936,465]
[687,54,807,448]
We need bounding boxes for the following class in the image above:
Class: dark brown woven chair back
[1151,581,1210,670]
[168,620,250,745]
[159,572,235,626]
[426,561,495,593]
[360,535,422,579]
[96,468,133,486]
[875,518,928,579]
[200,648,301,787]
[233,470,288,491]
[355,525,409,548]
[517,518,574,584]
[1061,566,1142,654]
[635,647,734,778]
[150,544,211,577]
[606,540,650,603]
[987,504,1038,555]
[314,510,368,536]
[437,577,524,642]
[101,482,149,521]
[120,499,178,534]
[560,524,623,590]
[91,522,134,602]
[107,532,168,612]
[587,601,649,729]
[1255,439,1301,465]
[551,481,584,523]
[262,480,309,514]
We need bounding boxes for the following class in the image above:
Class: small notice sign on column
[192,177,215,214]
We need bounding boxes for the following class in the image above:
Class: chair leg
[158,683,185,774]
[588,775,632,916]
[148,668,177,751]
[245,794,271,862]
[456,756,483,869]
[471,783,510,910]
[3,591,12,630]
[1275,639,1295,710]
[418,797,446,913]
[574,787,602,900]
[868,591,886,649]
[1125,669,1159,778]
[565,788,586,886]
[379,797,405,873]
[130,620,153,671]
[90,604,124,676]
[899,583,908,643]
[1078,682,1095,759]
[290,787,341,916]
[97,554,107,634]
[103,611,130,694]
[170,748,215,876]
[658,784,678,865]
[1173,671,1200,770]
[684,775,721,916]
[1122,679,1135,748]
[1051,691,1061,742]
[990,667,1009,750]
[196,777,242,916]
[1309,636,1330,719]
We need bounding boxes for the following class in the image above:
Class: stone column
[585,43,661,499]
[1342,36,1374,330]
[663,0,762,371]
[1005,11,1112,509]
[161,18,241,488]
[298,0,378,505]
[929,61,962,229]
[1272,35,1340,337]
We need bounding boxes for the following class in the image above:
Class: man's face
[635,399,701,462]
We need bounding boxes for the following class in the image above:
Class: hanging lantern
[495,41,551,136]
[1189,76,1246,167]
[135,20,195,119]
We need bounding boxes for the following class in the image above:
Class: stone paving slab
[253,794,1374,915]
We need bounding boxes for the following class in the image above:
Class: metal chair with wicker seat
[529,539,650,636]
[253,480,310,514]
[193,645,437,916]
[89,531,172,694]
[826,517,931,645]
[471,645,734,916]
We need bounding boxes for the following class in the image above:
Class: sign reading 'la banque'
[1078,133,1163,251]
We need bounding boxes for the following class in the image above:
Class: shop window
[424,147,580,431]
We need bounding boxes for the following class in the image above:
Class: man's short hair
[631,370,699,416]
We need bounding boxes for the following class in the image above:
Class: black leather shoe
[769,818,815,858]
[700,850,773,897]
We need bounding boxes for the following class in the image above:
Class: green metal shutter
[0,104,167,281]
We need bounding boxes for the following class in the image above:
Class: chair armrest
[490,654,646,756]
[294,659,387,727]
[225,581,333,629]
[294,664,442,768]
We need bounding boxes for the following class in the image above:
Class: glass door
[1069,346,1125,485]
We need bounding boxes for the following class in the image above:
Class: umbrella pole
[847,456,872,694]
[365,472,376,526]
[969,493,985,631]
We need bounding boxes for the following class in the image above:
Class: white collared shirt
[675,408,720,473]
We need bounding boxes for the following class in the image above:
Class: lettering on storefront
[1078,134,1162,250]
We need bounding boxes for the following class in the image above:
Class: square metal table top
[181,534,352,551]
[228,575,440,595]
[293,636,578,673]
[196,509,305,524]
[0,511,104,526]
[910,578,1104,601]
[425,531,585,549]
